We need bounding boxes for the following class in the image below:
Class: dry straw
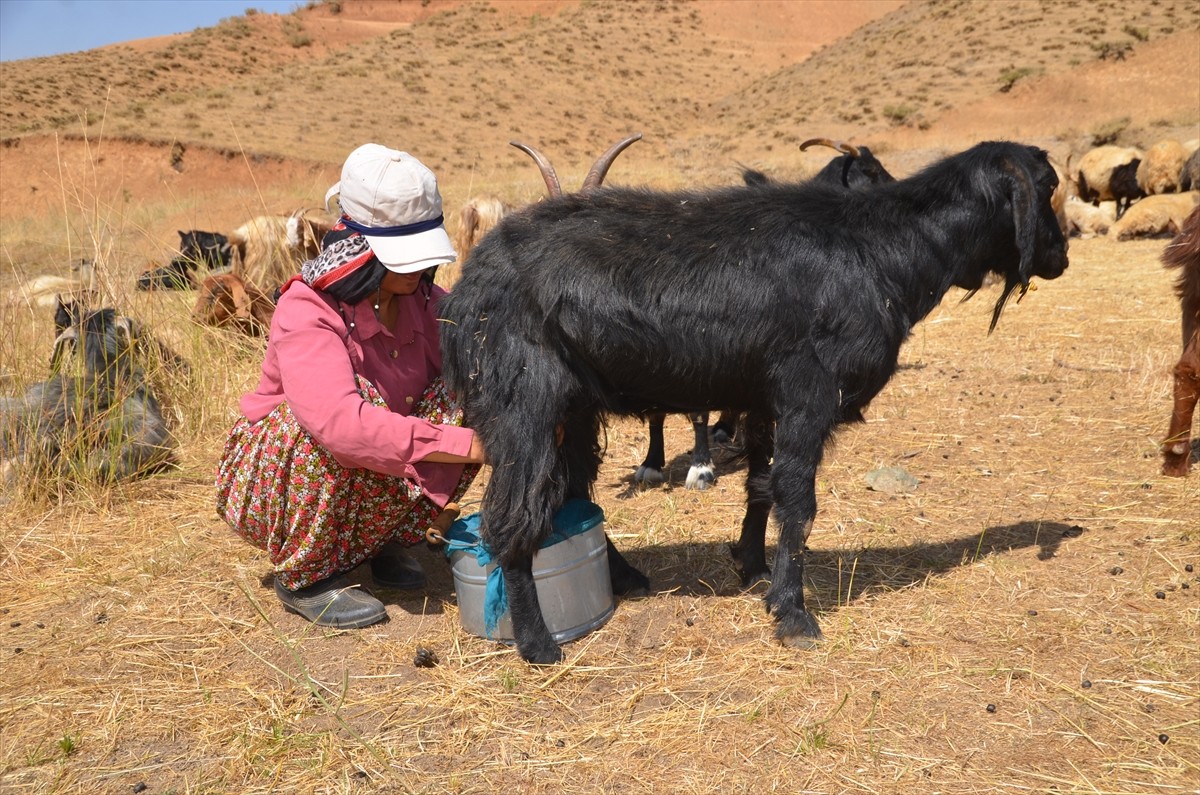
[1,143,1197,794]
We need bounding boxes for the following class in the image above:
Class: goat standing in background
[1,299,177,487]
[1161,205,1200,476]
[441,141,1069,664]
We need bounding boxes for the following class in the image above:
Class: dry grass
[1,1,1198,792]
[2,201,1197,793]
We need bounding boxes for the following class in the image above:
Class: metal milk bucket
[443,499,615,643]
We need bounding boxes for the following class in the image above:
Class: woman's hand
[421,431,486,465]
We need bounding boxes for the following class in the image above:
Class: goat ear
[49,328,76,373]
[112,316,138,354]
[989,159,1039,333]
[1006,160,1040,287]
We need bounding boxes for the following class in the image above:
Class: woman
[216,144,485,629]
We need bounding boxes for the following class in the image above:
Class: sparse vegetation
[0,1,1197,792]
[1090,115,1133,145]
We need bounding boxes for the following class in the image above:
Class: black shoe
[370,541,427,590]
[274,574,387,629]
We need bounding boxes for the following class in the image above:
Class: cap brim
[367,224,458,274]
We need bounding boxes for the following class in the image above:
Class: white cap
[324,144,457,273]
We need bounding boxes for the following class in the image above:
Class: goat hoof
[684,465,715,490]
[519,641,564,665]
[633,465,665,486]
[739,568,770,589]
[611,566,650,596]
[776,610,823,649]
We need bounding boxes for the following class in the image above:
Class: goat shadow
[618,519,1083,606]
[253,519,1079,623]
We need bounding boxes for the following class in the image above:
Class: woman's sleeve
[273,289,474,478]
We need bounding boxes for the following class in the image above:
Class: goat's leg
[561,403,649,594]
[685,411,716,490]
[763,401,836,648]
[711,409,740,445]
[730,412,774,585]
[1162,338,1199,476]
[634,411,667,485]
[501,557,563,664]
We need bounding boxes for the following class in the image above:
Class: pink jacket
[239,279,474,507]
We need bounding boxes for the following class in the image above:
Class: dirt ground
[0,1,1197,793]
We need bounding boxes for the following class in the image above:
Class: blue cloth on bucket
[441,499,605,639]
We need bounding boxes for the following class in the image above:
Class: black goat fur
[439,141,1069,663]
[637,148,899,489]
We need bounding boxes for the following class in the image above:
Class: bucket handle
[424,502,462,545]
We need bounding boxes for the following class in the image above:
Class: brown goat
[1161,205,1200,476]
[191,273,275,336]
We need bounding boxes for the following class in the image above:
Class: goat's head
[511,133,643,198]
[972,144,1071,331]
[801,137,895,187]
[49,307,141,383]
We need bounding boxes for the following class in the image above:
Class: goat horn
[800,138,862,159]
[511,141,563,198]
[581,133,643,193]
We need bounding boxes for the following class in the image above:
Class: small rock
[864,466,919,494]
[1028,610,1038,616]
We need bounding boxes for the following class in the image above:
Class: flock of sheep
[1066,137,1200,240]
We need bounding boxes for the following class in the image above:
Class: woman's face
[380,269,427,296]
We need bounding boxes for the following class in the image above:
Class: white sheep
[4,260,96,309]
[229,209,332,292]
[1065,196,1116,238]
[1137,139,1189,196]
[1076,145,1144,219]
[1107,192,1200,241]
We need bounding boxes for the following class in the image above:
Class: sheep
[453,196,511,256]
[1076,145,1144,219]
[5,259,96,309]
[1137,139,1189,196]
[1160,205,1200,477]
[637,139,899,489]
[191,272,275,336]
[1065,196,1116,238]
[1,299,177,486]
[229,209,333,293]
[439,140,1069,663]
[1179,147,1200,192]
[1107,192,1200,241]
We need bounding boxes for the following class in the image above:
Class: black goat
[441,141,1068,664]
[638,138,897,489]
[137,230,233,291]
[1,299,178,486]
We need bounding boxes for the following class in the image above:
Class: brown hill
[0,0,1197,267]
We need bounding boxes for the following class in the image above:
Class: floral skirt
[215,376,478,590]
